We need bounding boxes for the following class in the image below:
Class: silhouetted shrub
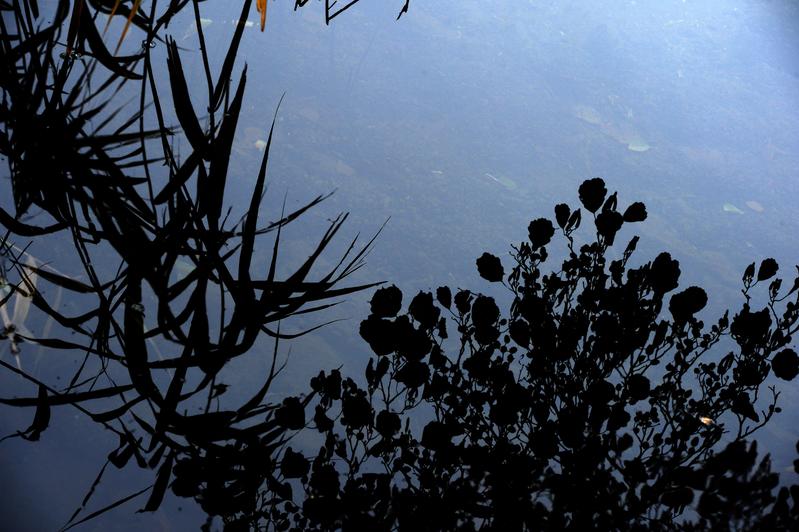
[277,179,799,531]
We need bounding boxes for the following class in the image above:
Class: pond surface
[2,0,798,529]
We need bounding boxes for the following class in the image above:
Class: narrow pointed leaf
[138,452,174,513]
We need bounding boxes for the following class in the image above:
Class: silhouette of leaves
[435,285,452,308]
[276,397,307,430]
[527,217,555,248]
[757,258,779,282]
[731,304,772,346]
[623,201,647,222]
[276,179,799,530]
[1,1,386,526]
[408,291,440,329]
[476,252,504,282]
[595,209,624,245]
[555,202,571,228]
[772,349,799,381]
[650,252,681,295]
[369,284,403,317]
[669,286,708,322]
[281,447,310,479]
[0,385,51,443]
[578,176,607,213]
[3,2,799,530]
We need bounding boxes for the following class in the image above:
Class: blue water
[2,0,798,529]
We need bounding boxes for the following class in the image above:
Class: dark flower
[772,349,799,381]
[370,285,403,318]
[528,218,555,248]
[476,252,504,282]
[578,177,607,213]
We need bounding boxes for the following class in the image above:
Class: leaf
[211,0,253,109]
[454,290,472,314]
[602,191,618,213]
[730,305,772,345]
[275,396,305,430]
[623,202,647,223]
[153,149,201,204]
[397,0,410,19]
[436,286,452,309]
[627,375,650,402]
[256,0,267,31]
[731,392,759,422]
[471,295,499,329]
[408,291,439,329]
[772,349,799,381]
[395,360,429,388]
[743,262,756,284]
[528,218,555,248]
[566,208,581,232]
[113,0,142,55]
[62,460,110,530]
[205,66,247,227]
[578,177,607,213]
[476,252,504,282]
[61,484,152,531]
[650,253,681,295]
[787,266,799,297]
[123,277,162,403]
[102,0,124,36]
[756,258,778,282]
[718,352,735,374]
[0,384,136,407]
[108,439,136,469]
[341,391,373,428]
[668,286,707,322]
[660,487,694,509]
[79,5,142,80]
[554,203,570,229]
[239,95,283,298]
[376,410,401,437]
[20,385,51,441]
[138,452,174,513]
[166,40,207,155]
[281,448,310,479]
[313,405,334,432]
[421,421,450,450]
[0,208,67,236]
[22,264,95,293]
[595,210,624,245]
[18,336,124,362]
[623,235,639,261]
[370,285,403,318]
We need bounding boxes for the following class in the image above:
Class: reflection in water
[2,0,799,529]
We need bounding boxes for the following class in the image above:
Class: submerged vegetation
[2,1,799,530]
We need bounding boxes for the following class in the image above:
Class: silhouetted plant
[270,178,799,531]
[3,2,799,531]
[1,0,397,528]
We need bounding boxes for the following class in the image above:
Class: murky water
[2,0,798,529]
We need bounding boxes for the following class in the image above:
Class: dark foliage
[3,2,799,531]
[279,180,799,531]
[0,0,404,528]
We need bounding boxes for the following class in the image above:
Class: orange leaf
[103,0,123,36]
[114,0,142,55]
[256,0,267,31]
